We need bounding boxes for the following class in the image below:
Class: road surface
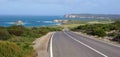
[50,31,120,57]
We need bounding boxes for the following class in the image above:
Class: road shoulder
[73,32,120,47]
[33,32,53,57]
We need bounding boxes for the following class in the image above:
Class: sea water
[0,15,97,27]
[0,15,64,27]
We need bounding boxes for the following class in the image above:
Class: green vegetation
[0,41,23,57]
[71,21,120,42]
[62,24,83,29]
[113,35,120,42]
[91,28,106,37]
[62,19,113,29]
[0,28,10,40]
[64,19,113,25]
[0,25,62,57]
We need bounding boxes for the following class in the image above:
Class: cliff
[64,14,120,19]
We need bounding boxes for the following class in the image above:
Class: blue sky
[0,0,120,15]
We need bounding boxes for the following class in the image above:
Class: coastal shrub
[112,21,120,30]
[108,33,117,37]
[71,23,116,37]
[8,29,24,36]
[8,36,36,57]
[0,29,10,40]
[8,36,25,42]
[0,26,6,29]
[32,27,38,30]
[48,27,62,31]
[7,25,25,36]
[39,30,49,35]
[17,42,36,57]
[22,30,41,38]
[91,28,106,37]
[8,25,25,30]
[0,41,23,57]
[112,35,120,42]
[0,26,62,57]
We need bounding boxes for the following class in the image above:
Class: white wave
[43,21,53,23]
[37,21,41,22]
[5,22,14,24]
[5,22,29,25]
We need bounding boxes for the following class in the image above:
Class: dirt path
[33,32,53,57]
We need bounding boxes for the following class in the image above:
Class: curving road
[50,31,120,57]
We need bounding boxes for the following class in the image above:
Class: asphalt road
[51,31,120,57]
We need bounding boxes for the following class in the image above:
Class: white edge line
[72,31,120,48]
[75,31,120,48]
[64,32,108,57]
[50,32,55,57]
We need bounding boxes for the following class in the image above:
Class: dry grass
[62,24,84,28]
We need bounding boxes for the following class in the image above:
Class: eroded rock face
[14,20,24,25]
[64,14,120,19]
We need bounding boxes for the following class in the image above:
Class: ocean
[0,15,97,27]
[0,15,65,27]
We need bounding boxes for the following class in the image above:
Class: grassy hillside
[71,21,120,42]
[0,41,23,57]
[0,25,62,57]
[64,19,113,24]
[62,19,114,29]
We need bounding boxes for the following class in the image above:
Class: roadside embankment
[33,32,53,57]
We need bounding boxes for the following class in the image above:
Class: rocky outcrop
[14,20,24,25]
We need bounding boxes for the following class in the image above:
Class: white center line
[64,32,108,57]
[50,32,55,57]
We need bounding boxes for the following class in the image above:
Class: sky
[0,0,120,15]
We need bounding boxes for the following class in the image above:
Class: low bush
[8,29,24,36]
[0,41,23,57]
[0,25,62,57]
[0,29,10,40]
[7,25,25,36]
[8,25,25,30]
[91,28,106,37]
[71,21,120,37]
[23,31,41,38]
[108,33,117,37]
[112,35,120,42]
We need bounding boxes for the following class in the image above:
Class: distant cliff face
[64,14,120,19]
[64,14,77,18]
